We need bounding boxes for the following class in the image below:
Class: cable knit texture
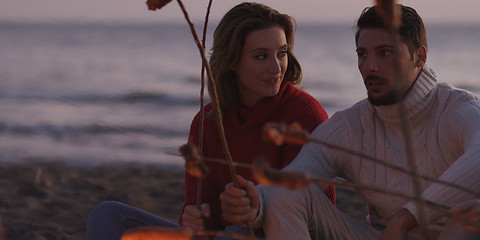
[182,82,335,230]
[285,66,480,234]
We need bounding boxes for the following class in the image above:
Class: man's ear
[415,46,427,68]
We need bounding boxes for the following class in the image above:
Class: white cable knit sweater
[285,66,480,229]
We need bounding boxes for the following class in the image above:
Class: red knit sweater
[181,82,335,230]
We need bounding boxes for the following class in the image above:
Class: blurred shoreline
[2,23,479,167]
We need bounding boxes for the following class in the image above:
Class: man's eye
[382,50,393,55]
[357,51,366,58]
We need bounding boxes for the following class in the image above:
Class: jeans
[87,201,178,240]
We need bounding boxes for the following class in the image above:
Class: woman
[182,2,335,231]
[87,2,334,239]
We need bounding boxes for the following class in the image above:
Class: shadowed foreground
[0,161,366,240]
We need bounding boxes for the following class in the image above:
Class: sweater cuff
[250,186,265,229]
[403,202,421,224]
[403,201,445,227]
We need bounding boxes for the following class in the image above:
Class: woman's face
[233,25,288,107]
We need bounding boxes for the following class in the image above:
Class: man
[219,5,480,240]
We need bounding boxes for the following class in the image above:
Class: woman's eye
[278,51,288,58]
[255,54,267,60]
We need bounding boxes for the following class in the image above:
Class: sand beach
[0,161,367,240]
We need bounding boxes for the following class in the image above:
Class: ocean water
[1,22,479,166]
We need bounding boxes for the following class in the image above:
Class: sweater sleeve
[404,97,480,224]
[179,111,201,225]
[403,145,480,224]
[180,110,223,230]
[280,89,337,203]
[284,111,348,180]
[280,92,328,166]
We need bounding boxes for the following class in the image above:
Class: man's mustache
[364,75,388,83]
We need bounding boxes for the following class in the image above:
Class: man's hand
[181,203,210,230]
[220,175,260,225]
[450,199,480,233]
[381,209,418,240]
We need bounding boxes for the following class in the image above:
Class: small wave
[0,122,187,138]
[0,91,206,106]
[119,91,204,105]
[86,123,185,136]
[455,84,480,94]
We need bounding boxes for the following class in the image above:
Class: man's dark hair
[355,5,427,56]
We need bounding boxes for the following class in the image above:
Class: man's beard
[367,90,400,106]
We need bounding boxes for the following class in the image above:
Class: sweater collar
[374,66,437,121]
[231,82,292,126]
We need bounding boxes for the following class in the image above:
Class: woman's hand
[181,203,210,230]
[220,175,260,226]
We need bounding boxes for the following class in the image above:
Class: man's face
[356,28,424,106]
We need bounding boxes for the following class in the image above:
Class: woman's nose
[268,58,282,73]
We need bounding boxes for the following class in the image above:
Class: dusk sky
[2,0,480,24]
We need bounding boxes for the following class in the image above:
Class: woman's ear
[415,46,427,68]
